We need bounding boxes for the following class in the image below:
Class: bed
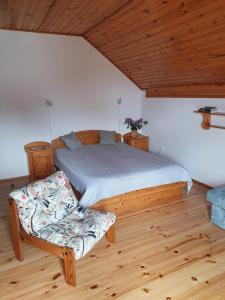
[52,130,192,215]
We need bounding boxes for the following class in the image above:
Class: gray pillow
[99,130,116,145]
[60,131,82,151]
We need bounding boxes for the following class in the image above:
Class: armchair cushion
[36,205,116,259]
[9,171,78,235]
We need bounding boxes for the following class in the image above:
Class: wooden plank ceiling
[1,0,225,97]
[0,0,129,35]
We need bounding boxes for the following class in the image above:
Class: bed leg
[106,224,116,243]
[63,247,76,287]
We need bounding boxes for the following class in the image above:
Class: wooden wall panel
[147,85,225,98]
[0,0,129,35]
[0,0,55,32]
[85,0,225,97]
[1,0,225,97]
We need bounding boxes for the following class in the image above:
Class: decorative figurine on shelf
[124,118,148,138]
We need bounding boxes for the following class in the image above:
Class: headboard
[51,130,122,150]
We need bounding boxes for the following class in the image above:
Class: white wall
[0,30,142,179]
[3,30,223,186]
[142,96,225,187]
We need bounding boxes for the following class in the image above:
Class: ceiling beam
[146,85,225,98]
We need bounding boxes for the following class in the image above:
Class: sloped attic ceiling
[1,0,225,97]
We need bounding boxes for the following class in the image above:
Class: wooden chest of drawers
[24,141,55,181]
[123,133,149,152]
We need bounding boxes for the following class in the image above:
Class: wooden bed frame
[51,130,186,216]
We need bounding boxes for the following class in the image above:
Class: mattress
[54,142,192,207]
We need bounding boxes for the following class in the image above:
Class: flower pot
[131,130,138,138]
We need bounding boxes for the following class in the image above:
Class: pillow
[99,130,116,145]
[9,171,78,235]
[60,131,82,151]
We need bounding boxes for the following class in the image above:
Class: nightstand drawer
[133,140,149,152]
[31,150,54,179]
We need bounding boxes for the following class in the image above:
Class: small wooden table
[123,133,149,152]
[24,141,55,181]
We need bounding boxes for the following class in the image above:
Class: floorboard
[1,179,225,299]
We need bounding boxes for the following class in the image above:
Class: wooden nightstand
[123,133,149,152]
[24,141,55,181]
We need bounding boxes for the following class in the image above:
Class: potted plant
[124,118,148,138]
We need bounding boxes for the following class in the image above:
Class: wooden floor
[1,179,225,300]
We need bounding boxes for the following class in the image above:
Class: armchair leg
[106,224,116,243]
[63,247,76,287]
[9,199,24,261]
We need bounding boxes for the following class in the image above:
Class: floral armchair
[9,171,116,286]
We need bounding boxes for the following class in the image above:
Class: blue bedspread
[54,142,192,207]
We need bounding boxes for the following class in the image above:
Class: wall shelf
[194,111,225,130]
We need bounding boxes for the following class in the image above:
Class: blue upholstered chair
[207,186,225,229]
